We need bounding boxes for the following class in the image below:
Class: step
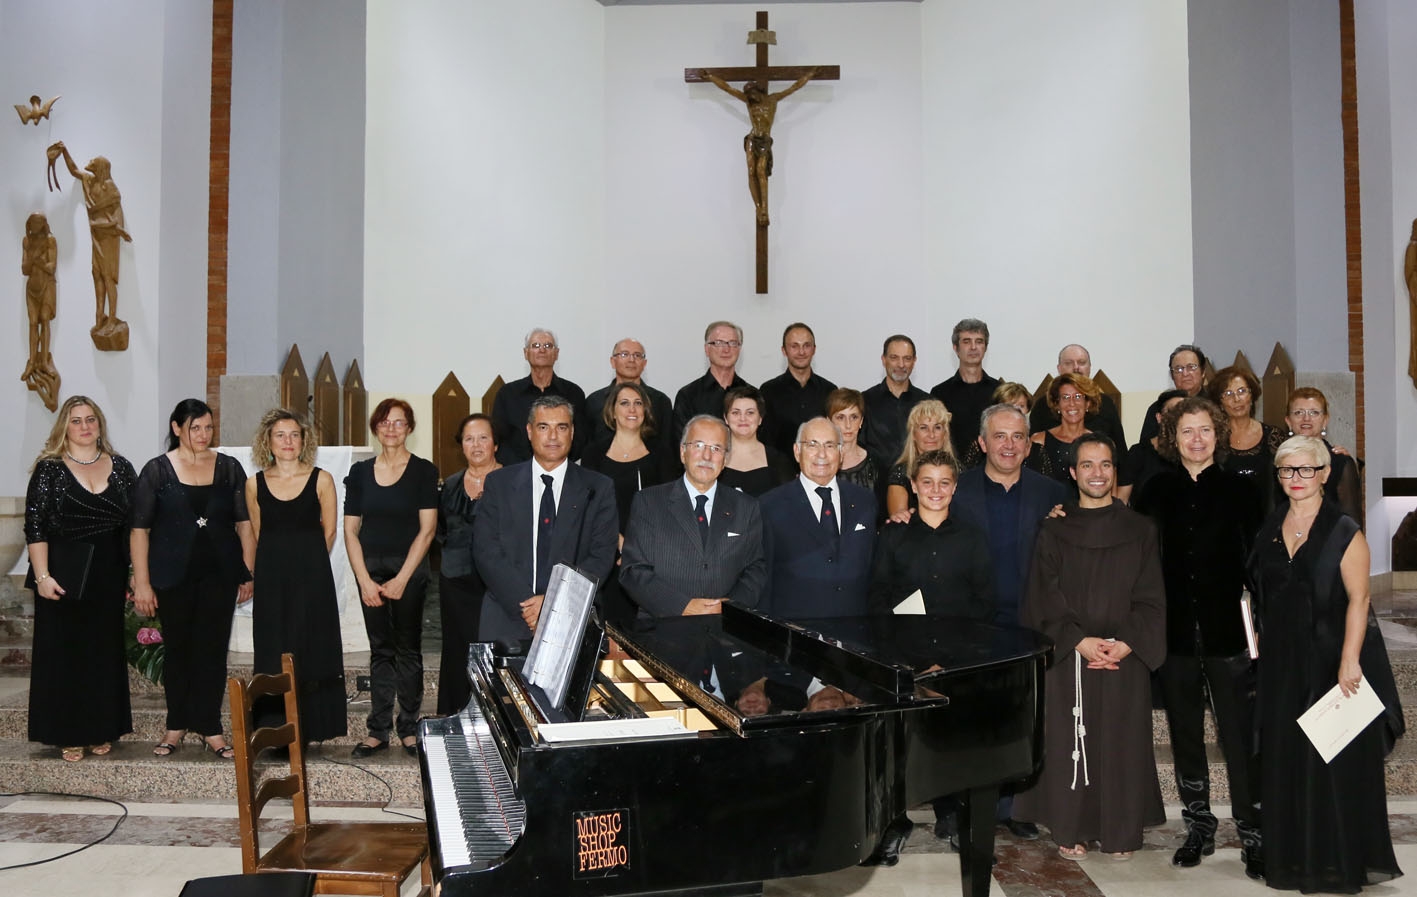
[0,738,425,806]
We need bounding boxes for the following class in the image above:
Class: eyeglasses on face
[1172,363,1200,374]
[612,351,646,360]
[682,440,726,456]
[1276,465,1325,479]
[1289,408,1324,418]
[1058,392,1085,403]
[377,419,409,430]
[706,340,741,349]
[1222,387,1250,399]
[528,342,557,351]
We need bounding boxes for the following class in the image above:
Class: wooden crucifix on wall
[686,11,839,294]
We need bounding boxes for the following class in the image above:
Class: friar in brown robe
[1013,434,1168,857]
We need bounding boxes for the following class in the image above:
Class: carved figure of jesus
[47,141,132,350]
[699,68,817,227]
[20,212,60,410]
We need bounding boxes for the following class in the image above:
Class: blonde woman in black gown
[25,396,136,762]
[245,410,346,741]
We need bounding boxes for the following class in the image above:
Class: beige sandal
[89,742,112,756]
[1058,843,1088,861]
[61,747,83,762]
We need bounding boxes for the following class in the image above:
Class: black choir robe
[1013,501,1168,853]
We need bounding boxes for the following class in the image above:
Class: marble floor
[2,794,1416,897]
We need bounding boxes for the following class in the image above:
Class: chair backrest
[229,653,311,873]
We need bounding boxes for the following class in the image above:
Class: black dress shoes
[860,815,914,866]
[1242,846,1264,880]
[350,740,388,758]
[1003,818,1040,840]
[1171,827,1215,867]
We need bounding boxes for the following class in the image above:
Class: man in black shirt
[671,321,749,445]
[930,318,1000,459]
[861,334,928,469]
[758,322,837,454]
[1029,343,1127,451]
[584,337,674,444]
[491,328,590,465]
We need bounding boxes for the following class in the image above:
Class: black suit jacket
[472,460,618,647]
[620,480,766,617]
[760,478,877,620]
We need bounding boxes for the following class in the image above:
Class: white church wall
[0,0,212,496]
[921,1,1194,395]
[362,1,1196,416]
[363,0,607,404]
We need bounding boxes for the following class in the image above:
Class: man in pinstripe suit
[620,415,766,617]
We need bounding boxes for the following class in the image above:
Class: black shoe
[933,815,958,842]
[403,743,419,757]
[1003,818,1039,840]
[1171,827,1215,867]
[1242,846,1264,881]
[860,816,913,867]
[351,740,388,758]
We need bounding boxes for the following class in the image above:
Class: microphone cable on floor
[0,790,129,870]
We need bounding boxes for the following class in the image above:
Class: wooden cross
[686,11,840,294]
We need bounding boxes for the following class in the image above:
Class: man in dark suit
[473,395,618,648]
[760,417,876,620]
[948,401,1065,842]
[620,415,766,617]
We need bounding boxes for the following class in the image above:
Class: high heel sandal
[61,747,83,762]
[89,742,112,756]
[203,738,235,760]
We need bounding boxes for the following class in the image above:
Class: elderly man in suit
[620,414,766,617]
[760,417,876,620]
[473,395,619,648]
[947,401,1066,843]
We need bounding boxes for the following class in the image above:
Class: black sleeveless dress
[253,470,346,741]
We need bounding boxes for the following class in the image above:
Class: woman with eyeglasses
[885,399,951,518]
[1030,373,1099,490]
[1208,366,1284,511]
[1248,436,1402,891]
[343,398,438,758]
[718,386,794,497]
[1133,396,1265,876]
[1285,387,1363,524]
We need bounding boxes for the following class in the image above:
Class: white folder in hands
[893,589,926,615]
[1297,676,1385,764]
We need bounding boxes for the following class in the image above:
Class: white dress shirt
[798,473,840,527]
[530,458,570,590]
[682,475,719,530]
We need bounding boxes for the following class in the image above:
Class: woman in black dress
[436,413,500,715]
[826,388,880,495]
[245,409,346,741]
[1250,436,1402,891]
[885,399,951,519]
[1030,373,1098,490]
[25,396,136,762]
[1285,387,1363,523]
[1209,366,1284,511]
[582,383,672,629]
[343,398,438,757]
[131,399,253,759]
[718,386,794,496]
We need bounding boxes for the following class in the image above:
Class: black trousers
[1157,651,1261,842]
[359,558,428,740]
[436,572,485,716]
[157,569,237,736]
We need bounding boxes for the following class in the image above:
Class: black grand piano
[418,571,1050,897]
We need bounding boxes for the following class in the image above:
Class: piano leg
[955,785,998,897]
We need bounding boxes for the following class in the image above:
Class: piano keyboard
[423,703,527,869]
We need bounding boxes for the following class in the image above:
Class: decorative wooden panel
[1261,342,1295,429]
[1031,374,1053,410]
[312,352,339,446]
[1232,350,1253,374]
[280,344,309,420]
[432,371,471,478]
[1090,369,1121,419]
[481,375,505,417]
[342,359,367,447]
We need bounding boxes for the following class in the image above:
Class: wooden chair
[229,653,431,896]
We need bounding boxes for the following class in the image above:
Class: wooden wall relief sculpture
[1232,350,1253,374]
[14,95,60,125]
[312,352,340,446]
[20,212,60,410]
[1090,370,1122,419]
[1406,218,1417,389]
[280,344,309,421]
[46,141,131,351]
[432,371,471,478]
[686,11,839,294]
[481,375,505,418]
[342,359,367,447]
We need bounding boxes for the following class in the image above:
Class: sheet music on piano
[524,564,599,710]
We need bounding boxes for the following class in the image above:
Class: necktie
[535,474,555,594]
[816,486,838,537]
[694,494,709,548]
